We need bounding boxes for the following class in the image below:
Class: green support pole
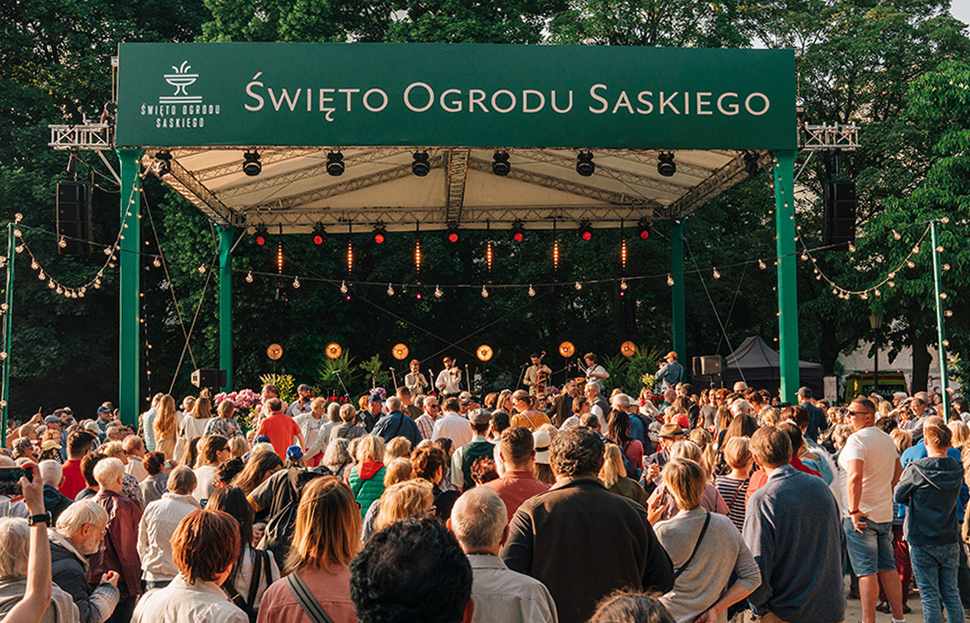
[773,151,799,402]
[1,224,15,447]
[118,148,142,427]
[218,225,234,392]
[931,220,950,421]
[670,219,686,365]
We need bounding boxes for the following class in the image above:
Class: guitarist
[523,352,552,397]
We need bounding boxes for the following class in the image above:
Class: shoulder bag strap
[672,511,711,581]
[286,571,336,623]
[727,479,747,514]
[245,548,263,610]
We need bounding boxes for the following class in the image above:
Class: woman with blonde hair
[599,444,646,506]
[204,399,244,440]
[688,428,717,478]
[152,394,178,461]
[257,477,360,623]
[182,397,214,440]
[714,437,754,532]
[360,459,415,542]
[647,441,729,522]
[193,435,231,505]
[374,479,434,532]
[652,458,761,623]
[348,435,386,518]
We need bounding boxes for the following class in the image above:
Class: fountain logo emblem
[161,61,202,104]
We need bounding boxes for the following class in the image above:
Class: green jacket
[348,460,386,518]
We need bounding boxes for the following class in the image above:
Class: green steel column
[931,220,950,421]
[773,151,799,402]
[670,219,686,364]
[218,225,234,392]
[1,223,15,446]
[118,148,142,427]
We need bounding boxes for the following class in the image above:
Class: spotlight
[253,225,269,246]
[312,223,326,246]
[576,151,595,177]
[445,222,460,244]
[492,151,511,176]
[155,151,172,176]
[579,220,593,241]
[510,219,525,243]
[373,223,387,244]
[327,151,345,176]
[412,151,430,177]
[637,217,651,240]
[657,152,676,177]
[242,151,261,176]
[744,152,760,177]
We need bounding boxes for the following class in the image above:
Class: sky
[952,0,970,27]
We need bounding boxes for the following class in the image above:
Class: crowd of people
[0,374,968,623]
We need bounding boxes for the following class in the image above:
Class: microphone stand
[333,370,351,402]
[516,363,527,391]
[464,364,471,393]
[390,368,399,392]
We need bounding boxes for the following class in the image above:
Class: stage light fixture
[492,151,511,176]
[327,151,345,176]
[155,151,172,176]
[312,223,326,246]
[253,225,269,246]
[412,151,430,176]
[445,222,460,244]
[576,151,595,177]
[511,219,525,242]
[579,220,593,242]
[373,223,387,244]
[657,152,676,177]
[243,151,262,176]
[744,152,761,177]
[637,217,651,240]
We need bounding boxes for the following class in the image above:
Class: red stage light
[375,233,385,244]
[254,225,268,246]
[513,232,524,242]
[313,234,324,245]
[639,230,650,240]
[581,230,592,241]
[448,231,459,243]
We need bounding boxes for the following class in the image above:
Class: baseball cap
[286,445,304,462]
[44,415,61,425]
[469,408,491,425]
[369,388,386,403]
[97,406,111,414]
[659,423,686,438]
[254,434,271,445]
[41,439,62,451]
[796,387,813,399]
[459,391,476,405]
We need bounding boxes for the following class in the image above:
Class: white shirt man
[432,397,474,449]
[137,467,201,586]
[436,358,462,396]
[285,384,313,418]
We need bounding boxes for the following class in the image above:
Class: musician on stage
[404,359,429,396]
[435,356,462,397]
[583,352,609,383]
[523,353,552,397]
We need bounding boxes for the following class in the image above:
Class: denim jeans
[909,543,964,623]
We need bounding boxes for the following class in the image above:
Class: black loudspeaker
[692,357,702,376]
[822,180,856,248]
[56,181,92,255]
[700,356,723,375]
[191,368,227,388]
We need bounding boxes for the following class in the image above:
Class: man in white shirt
[294,397,330,462]
[285,384,313,418]
[432,397,473,449]
[450,487,558,623]
[436,357,462,397]
[137,467,200,589]
[839,397,905,623]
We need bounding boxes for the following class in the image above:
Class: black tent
[719,336,825,397]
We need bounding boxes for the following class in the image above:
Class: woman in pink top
[256,477,360,623]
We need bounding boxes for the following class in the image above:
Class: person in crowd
[415,394,441,440]
[60,431,96,500]
[205,399,245,441]
[132,509,247,623]
[894,420,964,623]
[329,403,367,445]
[141,394,163,454]
[606,409,644,473]
[137,466,198,590]
[746,422,821,501]
[97,442,145,508]
[375,479,435,532]
[648,441,728,523]
[351,517,474,623]
[587,591,675,623]
[232,450,283,497]
[412,444,461,520]
[839,397,905,623]
[285,385,314,419]
[193,435,231,506]
[257,476,360,623]
[531,430,555,486]
[583,383,609,431]
[75,453,106,502]
[652,458,760,623]
[599,444,646,507]
[713,436,753,533]
[655,351,683,391]
[0,462,77,623]
[294,397,332,467]
[372,396,423,449]
[121,436,148,484]
[216,457,245,489]
[449,486,558,623]
[348,435,387,518]
[509,391,552,431]
[39,459,73,521]
[152,395,179,462]
[485,427,550,522]
[743,426,845,623]
[50,500,119,623]
[433,397,474,449]
[139,452,169,506]
[361,458,414,541]
[502,427,674,623]
[321,438,353,482]
[548,379,578,428]
[383,437,412,463]
[181,396,215,442]
[255,399,306,460]
[450,409,495,491]
[87,457,142,623]
[208,486,279,618]
[641,423,687,494]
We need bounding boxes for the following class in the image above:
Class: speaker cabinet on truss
[823,180,856,249]
[191,368,227,389]
[56,181,92,256]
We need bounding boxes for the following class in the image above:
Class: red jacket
[88,489,143,594]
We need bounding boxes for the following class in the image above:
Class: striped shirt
[715,475,749,532]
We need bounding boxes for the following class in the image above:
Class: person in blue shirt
[655,352,684,391]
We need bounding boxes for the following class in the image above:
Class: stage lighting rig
[242,150,261,176]
[253,225,269,246]
[576,151,595,177]
[327,151,345,176]
[657,152,676,177]
[510,219,525,242]
[412,151,430,176]
[579,220,593,241]
[492,151,511,176]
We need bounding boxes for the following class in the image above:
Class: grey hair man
[450,487,557,623]
[50,500,120,623]
[0,516,77,621]
[38,460,73,522]
[136,466,200,588]
[372,395,423,449]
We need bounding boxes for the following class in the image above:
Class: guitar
[535,351,548,401]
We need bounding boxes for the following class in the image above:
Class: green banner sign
[116,43,797,150]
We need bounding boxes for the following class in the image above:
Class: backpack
[224,547,274,623]
[258,468,328,563]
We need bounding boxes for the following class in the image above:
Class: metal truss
[144,155,245,226]
[512,150,689,196]
[663,151,767,219]
[444,150,470,224]
[800,123,860,151]
[49,123,113,151]
[191,148,320,181]
[610,151,720,179]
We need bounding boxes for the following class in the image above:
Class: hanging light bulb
[800,252,809,261]
[848,243,856,253]
[13,229,21,238]
[387,283,395,296]
[943,339,950,347]
[667,274,674,287]
[575,281,582,291]
[14,245,23,254]
[47,281,55,289]
[936,246,944,253]
[940,292,948,300]
[758,259,766,270]
[37,270,44,280]
[340,280,348,294]
[893,230,901,240]
[14,214,22,223]
[875,288,881,297]
[198,264,206,273]
[481,285,489,298]
[293,276,300,289]
[912,245,920,254]
[55,286,62,294]
[434,285,442,298]
[104,247,113,256]
[246,271,254,283]
[153,257,162,268]
[30,260,38,270]
[907,260,915,268]
[528,285,535,297]
[620,279,628,290]
[943,264,951,271]
[860,292,869,300]
[888,280,895,288]
[713,267,721,279]
[942,217,950,224]
[946,310,953,317]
